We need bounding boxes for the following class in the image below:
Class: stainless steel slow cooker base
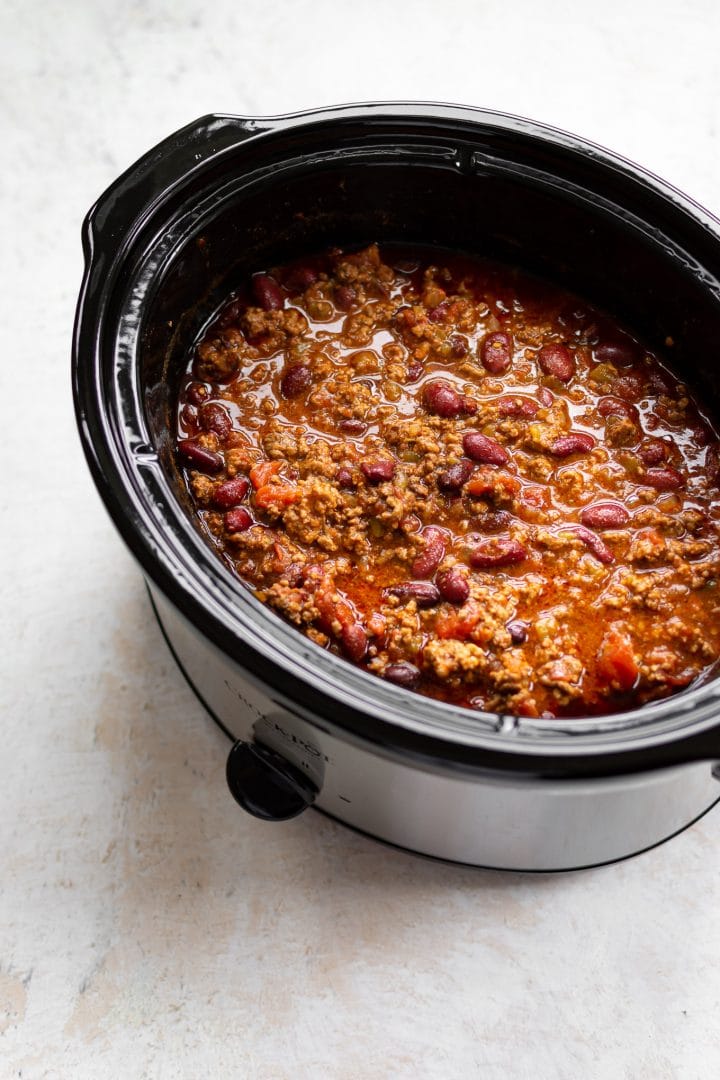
[150,585,720,871]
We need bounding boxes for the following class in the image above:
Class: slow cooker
[72,103,720,870]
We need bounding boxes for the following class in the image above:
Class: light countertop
[3,1,720,1076]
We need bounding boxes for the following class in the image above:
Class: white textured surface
[3,1,720,1076]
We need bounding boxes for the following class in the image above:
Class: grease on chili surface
[176,243,720,718]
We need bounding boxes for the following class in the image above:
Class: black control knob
[226,740,318,821]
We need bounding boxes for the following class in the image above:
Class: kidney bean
[481,331,513,374]
[335,467,356,489]
[463,431,510,466]
[706,444,720,486]
[178,439,224,474]
[384,661,421,689]
[594,341,638,366]
[339,417,367,435]
[179,405,197,432]
[387,582,441,608]
[252,273,284,310]
[612,372,646,401]
[642,466,685,490]
[423,380,464,418]
[637,439,670,466]
[469,538,527,569]
[450,334,468,358]
[281,364,312,398]
[580,502,630,530]
[215,299,243,329]
[335,285,357,310]
[565,525,614,564]
[497,395,539,419]
[597,395,637,420]
[199,401,232,440]
[506,620,528,645]
[428,300,450,322]
[647,367,674,395]
[224,507,253,532]
[187,381,209,406]
[549,432,597,457]
[286,265,319,291]
[437,458,474,492]
[212,476,250,509]
[341,622,368,662]
[406,359,424,382]
[412,527,447,578]
[437,567,470,604]
[538,343,575,382]
[361,457,396,483]
[537,387,554,407]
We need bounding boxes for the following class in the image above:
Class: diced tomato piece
[250,460,283,488]
[254,483,298,510]
[597,627,639,692]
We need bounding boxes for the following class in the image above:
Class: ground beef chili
[175,243,720,719]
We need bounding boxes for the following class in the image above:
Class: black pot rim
[72,101,720,777]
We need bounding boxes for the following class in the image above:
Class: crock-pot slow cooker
[72,103,720,870]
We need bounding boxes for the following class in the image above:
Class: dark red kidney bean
[450,334,468,358]
[463,431,509,465]
[597,395,637,420]
[507,620,528,644]
[361,458,396,483]
[594,341,638,366]
[187,381,209,406]
[642,466,684,490]
[566,525,614,564]
[538,343,575,382]
[335,285,357,310]
[638,439,669,466]
[437,458,474,492]
[437,567,470,604]
[481,331,513,374]
[549,432,596,457]
[384,661,421,689]
[497,395,539,419]
[387,582,441,608]
[339,417,367,435]
[286,265,319,290]
[706,444,720,486]
[341,622,368,662]
[537,387,554,407]
[580,502,630,530]
[280,364,312,398]
[406,359,424,382]
[423,380,464,418]
[212,476,250,509]
[647,367,674,395]
[428,300,450,322]
[178,439,224,474]
[252,273,284,311]
[612,372,646,401]
[469,538,527,569]
[335,467,356,489]
[216,299,243,329]
[224,507,253,532]
[412,527,447,578]
[199,401,232,440]
[179,405,197,431]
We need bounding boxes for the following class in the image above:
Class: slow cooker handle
[226,740,318,821]
[83,113,274,247]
